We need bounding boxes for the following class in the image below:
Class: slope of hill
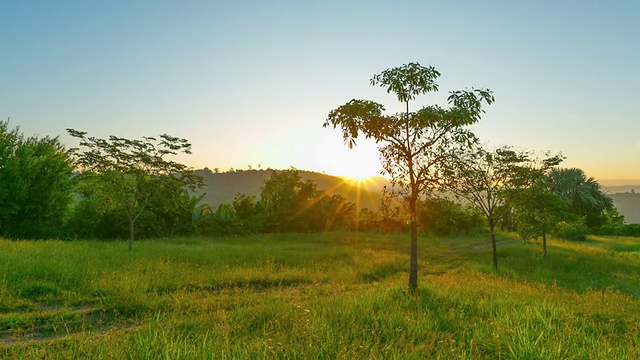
[603,185,640,194]
[193,169,383,210]
[609,192,640,224]
[600,179,640,190]
[602,182,640,224]
[192,172,640,224]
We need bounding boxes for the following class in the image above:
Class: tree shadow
[467,236,640,297]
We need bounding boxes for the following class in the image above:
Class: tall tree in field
[447,145,563,269]
[513,185,571,258]
[68,130,202,250]
[324,63,494,290]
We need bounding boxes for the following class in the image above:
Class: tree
[447,145,562,269]
[0,120,74,238]
[143,185,203,237]
[544,168,614,228]
[232,193,262,234]
[324,62,494,290]
[67,130,202,249]
[258,169,324,232]
[514,185,571,258]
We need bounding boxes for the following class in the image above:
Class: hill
[609,192,640,224]
[192,170,640,224]
[600,179,640,190]
[193,169,384,210]
[602,182,640,224]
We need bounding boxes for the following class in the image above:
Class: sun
[341,167,377,183]
[341,174,381,191]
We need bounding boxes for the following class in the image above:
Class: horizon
[193,166,640,188]
[5,119,640,184]
[2,1,638,181]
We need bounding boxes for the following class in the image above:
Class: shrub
[553,220,589,240]
[418,198,486,236]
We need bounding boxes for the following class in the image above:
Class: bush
[596,223,640,237]
[418,198,486,236]
[553,220,589,241]
[358,212,406,233]
[622,224,640,237]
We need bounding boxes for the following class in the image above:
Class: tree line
[0,120,484,242]
[1,63,636,293]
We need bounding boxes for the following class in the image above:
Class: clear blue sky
[2,1,638,180]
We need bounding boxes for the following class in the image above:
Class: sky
[2,1,639,181]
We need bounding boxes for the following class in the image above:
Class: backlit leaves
[370,62,441,104]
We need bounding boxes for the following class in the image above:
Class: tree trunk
[409,196,418,292]
[128,219,134,251]
[542,232,547,258]
[490,220,498,270]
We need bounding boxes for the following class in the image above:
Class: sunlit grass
[0,233,638,358]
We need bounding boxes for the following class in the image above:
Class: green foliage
[0,120,74,238]
[358,207,406,233]
[258,169,352,233]
[370,62,441,104]
[232,193,262,233]
[552,219,589,241]
[209,202,241,236]
[545,168,614,228]
[593,206,640,236]
[259,169,316,232]
[618,224,640,237]
[513,185,573,256]
[324,62,494,290]
[200,194,272,237]
[324,193,357,231]
[65,188,128,239]
[67,180,201,240]
[514,186,571,239]
[67,130,203,248]
[193,171,357,236]
[447,145,563,267]
[417,197,486,236]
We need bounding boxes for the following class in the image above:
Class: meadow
[0,232,638,359]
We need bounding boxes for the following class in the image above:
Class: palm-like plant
[544,168,613,227]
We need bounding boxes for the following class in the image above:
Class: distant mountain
[601,181,640,224]
[192,171,640,224]
[600,179,640,188]
[609,192,640,224]
[193,169,383,210]
[603,185,640,194]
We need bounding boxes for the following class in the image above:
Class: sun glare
[342,170,376,184]
[342,177,371,189]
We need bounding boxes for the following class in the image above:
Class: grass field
[0,232,638,359]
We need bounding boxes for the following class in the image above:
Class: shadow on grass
[466,235,640,297]
[0,304,136,348]
[357,261,406,283]
[147,277,317,295]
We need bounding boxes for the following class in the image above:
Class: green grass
[0,232,638,359]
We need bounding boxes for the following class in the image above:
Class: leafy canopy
[545,168,613,227]
[0,120,74,238]
[370,62,441,104]
[67,129,202,249]
[324,62,494,290]
[324,62,494,193]
[446,144,563,269]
